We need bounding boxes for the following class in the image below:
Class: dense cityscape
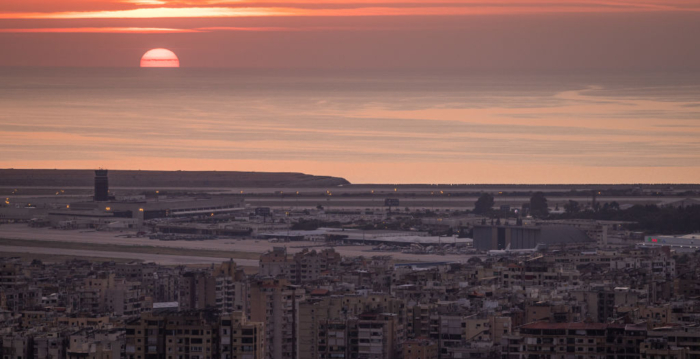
[1,170,700,359]
[3,0,700,358]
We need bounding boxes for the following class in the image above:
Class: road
[245,196,688,209]
[0,244,258,266]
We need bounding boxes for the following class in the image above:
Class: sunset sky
[2,1,700,184]
[1,0,700,69]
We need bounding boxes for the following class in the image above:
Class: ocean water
[1,68,699,184]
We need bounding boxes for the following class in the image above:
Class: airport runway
[0,224,475,264]
[0,244,258,266]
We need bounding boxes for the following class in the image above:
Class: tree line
[473,192,700,234]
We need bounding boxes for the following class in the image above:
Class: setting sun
[140,48,179,68]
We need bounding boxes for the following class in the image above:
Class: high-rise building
[125,310,219,359]
[259,247,291,279]
[298,294,407,359]
[352,312,404,359]
[289,249,341,284]
[249,279,305,359]
[126,310,266,359]
[179,261,248,314]
[220,312,265,359]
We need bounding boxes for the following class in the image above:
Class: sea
[1,68,699,184]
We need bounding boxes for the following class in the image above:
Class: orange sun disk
[140,48,180,67]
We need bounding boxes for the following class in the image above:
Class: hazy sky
[2,1,700,184]
[1,0,700,70]
[1,68,699,183]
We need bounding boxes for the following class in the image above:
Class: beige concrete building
[571,286,641,323]
[297,294,408,359]
[519,322,648,359]
[213,260,248,314]
[641,338,689,359]
[56,315,111,330]
[410,304,435,339]
[73,274,146,316]
[403,338,439,359]
[289,249,340,284]
[464,315,512,344]
[354,312,403,359]
[178,271,216,311]
[126,310,219,359]
[34,330,68,359]
[106,278,144,316]
[259,248,341,285]
[179,262,248,314]
[647,326,700,359]
[249,279,305,359]
[219,311,265,359]
[67,329,124,359]
[258,247,291,279]
[2,333,34,359]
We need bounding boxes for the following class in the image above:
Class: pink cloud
[2,1,699,20]
[0,27,200,33]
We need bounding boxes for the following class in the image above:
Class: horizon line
[2,168,699,187]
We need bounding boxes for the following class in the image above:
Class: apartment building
[219,312,265,359]
[410,304,435,339]
[640,338,689,359]
[105,278,144,316]
[179,272,216,311]
[431,315,465,359]
[297,294,407,359]
[249,279,305,359]
[214,261,249,314]
[500,262,581,289]
[352,312,403,359]
[647,326,700,359]
[403,338,439,359]
[571,287,641,323]
[298,298,348,359]
[56,315,111,330]
[2,333,34,359]
[33,330,68,359]
[464,315,512,344]
[125,310,219,359]
[259,248,341,285]
[66,329,124,359]
[178,262,247,314]
[519,322,647,359]
[71,274,146,316]
[289,249,341,284]
[258,247,290,279]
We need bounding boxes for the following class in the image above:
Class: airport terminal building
[46,170,246,229]
[638,234,700,253]
[473,224,592,251]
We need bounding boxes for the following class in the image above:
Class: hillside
[0,169,350,188]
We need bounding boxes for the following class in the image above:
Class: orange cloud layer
[0,26,404,33]
[2,2,699,20]
[4,0,699,15]
[118,0,700,8]
[125,0,167,4]
[0,7,285,19]
[199,26,393,32]
[0,27,199,33]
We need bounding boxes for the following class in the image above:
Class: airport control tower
[94,169,110,201]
